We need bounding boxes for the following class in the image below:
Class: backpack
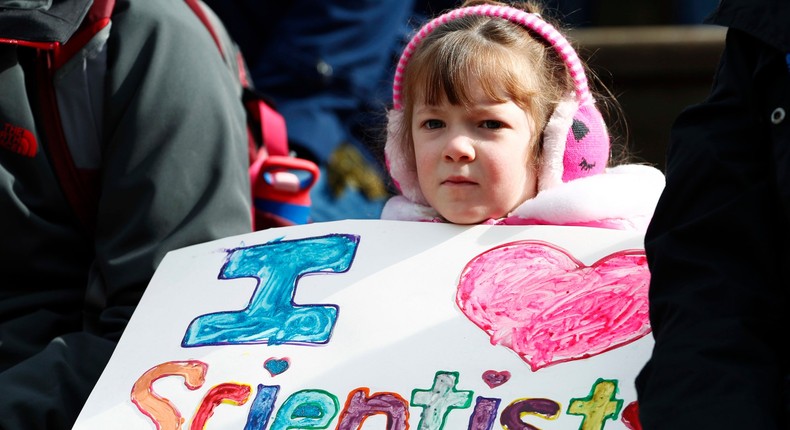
[34,0,319,233]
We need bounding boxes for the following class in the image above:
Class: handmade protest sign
[72,219,651,430]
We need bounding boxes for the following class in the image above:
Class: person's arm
[95,0,252,302]
[0,1,252,428]
[636,29,789,429]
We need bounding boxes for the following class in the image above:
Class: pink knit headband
[392,4,592,110]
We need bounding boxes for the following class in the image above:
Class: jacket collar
[0,0,92,44]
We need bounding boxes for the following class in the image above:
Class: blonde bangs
[393,13,574,171]
[402,29,540,111]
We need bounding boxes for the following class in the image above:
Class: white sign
[73,220,650,430]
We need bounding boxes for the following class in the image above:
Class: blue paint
[264,358,289,376]
[182,234,360,347]
[271,389,339,429]
[244,385,279,430]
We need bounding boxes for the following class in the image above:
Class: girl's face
[412,84,538,224]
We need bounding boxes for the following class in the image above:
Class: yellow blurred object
[327,143,388,200]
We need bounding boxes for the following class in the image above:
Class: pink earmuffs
[384,4,609,205]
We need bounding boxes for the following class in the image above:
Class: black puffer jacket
[636,0,790,428]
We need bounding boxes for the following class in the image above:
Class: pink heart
[482,370,511,388]
[456,240,651,371]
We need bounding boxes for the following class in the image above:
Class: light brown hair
[393,0,576,171]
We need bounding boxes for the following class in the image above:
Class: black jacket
[635,0,790,428]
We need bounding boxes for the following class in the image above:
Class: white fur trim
[381,195,440,221]
[381,163,665,232]
[511,164,665,231]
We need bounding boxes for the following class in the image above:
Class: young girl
[381,0,664,230]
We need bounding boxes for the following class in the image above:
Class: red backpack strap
[186,0,319,229]
[37,53,98,233]
[259,101,288,156]
[41,0,115,233]
[183,0,225,58]
[185,0,289,159]
[243,89,289,158]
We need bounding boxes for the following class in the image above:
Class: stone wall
[569,25,726,171]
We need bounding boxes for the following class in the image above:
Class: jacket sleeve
[635,28,790,429]
[92,0,252,340]
[0,1,252,428]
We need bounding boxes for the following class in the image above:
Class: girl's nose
[442,134,476,162]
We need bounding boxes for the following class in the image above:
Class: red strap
[183,0,224,58]
[257,100,288,157]
[42,0,115,232]
[38,50,98,232]
[186,0,288,159]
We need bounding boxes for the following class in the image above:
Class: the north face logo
[0,122,37,157]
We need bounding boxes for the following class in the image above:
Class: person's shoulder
[110,0,218,47]
[706,0,790,51]
[107,0,239,85]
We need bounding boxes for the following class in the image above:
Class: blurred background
[555,0,725,171]
[206,0,725,221]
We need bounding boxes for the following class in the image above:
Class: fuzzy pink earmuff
[385,4,610,205]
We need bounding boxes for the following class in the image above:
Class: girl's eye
[424,119,444,130]
[481,120,504,130]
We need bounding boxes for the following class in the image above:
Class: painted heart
[456,240,651,371]
[482,370,511,388]
[263,357,290,376]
